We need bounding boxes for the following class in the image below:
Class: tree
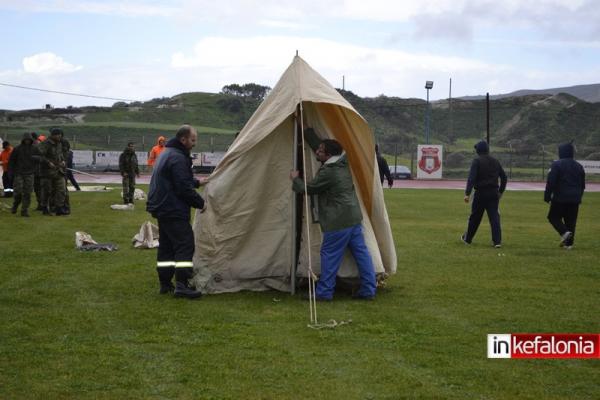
[221,83,271,100]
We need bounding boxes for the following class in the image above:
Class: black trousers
[2,171,13,196]
[156,217,195,283]
[547,202,579,246]
[465,189,502,245]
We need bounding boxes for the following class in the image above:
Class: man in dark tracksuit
[147,125,206,299]
[119,142,139,204]
[462,140,507,247]
[544,142,585,249]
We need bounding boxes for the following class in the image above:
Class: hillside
[459,83,600,103]
[1,90,600,158]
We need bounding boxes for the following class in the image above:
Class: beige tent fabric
[192,56,397,293]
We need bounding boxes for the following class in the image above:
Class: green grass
[1,188,599,399]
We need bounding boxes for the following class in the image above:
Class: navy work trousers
[547,202,579,246]
[465,189,502,245]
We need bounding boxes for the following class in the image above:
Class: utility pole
[449,78,453,143]
[486,92,490,144]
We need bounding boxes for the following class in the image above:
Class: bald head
[176,124,198,150]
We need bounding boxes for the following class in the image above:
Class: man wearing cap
[461,140,507,247]
[119,142,140,204]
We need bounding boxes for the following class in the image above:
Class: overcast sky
[1,0,599,110]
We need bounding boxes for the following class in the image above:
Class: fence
[2,131,598,181]
[378,140,600,182]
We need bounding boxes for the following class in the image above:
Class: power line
[0,82,140,102]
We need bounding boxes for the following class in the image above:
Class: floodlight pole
[424,81,433,144]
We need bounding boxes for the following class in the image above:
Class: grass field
[1,188,599,399]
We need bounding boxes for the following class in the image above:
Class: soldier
[31,133,44,211]
[58,130,73,214]
[9,133,40,217]
[119,142,140,204]
[38,128,68,216]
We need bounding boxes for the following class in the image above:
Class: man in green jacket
[119,142,140,204]
[290,128,376,301]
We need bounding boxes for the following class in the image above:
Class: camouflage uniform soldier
[38,128,68,216]
[59,131,72,214]
[9,132,41,217]
[119,142,139,204]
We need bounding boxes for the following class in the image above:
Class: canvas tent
[191,55,397,294]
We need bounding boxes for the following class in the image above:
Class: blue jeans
[316,224,377,299]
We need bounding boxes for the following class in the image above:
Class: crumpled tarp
[110,203,134,211]
[132,221,159,249]
[77,186,113,192]
[75,231,118,252]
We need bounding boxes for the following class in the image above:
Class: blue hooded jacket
[544,143,585,204]
[146,137,204,220]
[465,140,507,195]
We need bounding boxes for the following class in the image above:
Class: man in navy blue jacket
[544,142,585,249]
[147,125,206,299]
[462,140,507,247]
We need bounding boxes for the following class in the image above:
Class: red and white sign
[417,145,443,179]
[488,334,600,359]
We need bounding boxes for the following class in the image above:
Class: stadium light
[425,81,434,143]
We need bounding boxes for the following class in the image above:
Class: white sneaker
[493,244,502,248]
[560,231,573,247]
[564,245,573,250]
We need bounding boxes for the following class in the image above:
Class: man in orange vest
[1,141,14,197]
[147,136,166,170]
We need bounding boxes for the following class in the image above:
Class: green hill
[1,89,599,162]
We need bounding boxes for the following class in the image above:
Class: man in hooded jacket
[462,140,507,247]
[147,125,206,299]
[147,136,166,169]
[544,142,585,249]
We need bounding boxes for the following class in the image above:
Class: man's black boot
[173,268,202,299]
[157,266,175,294]
[159,281,175,294]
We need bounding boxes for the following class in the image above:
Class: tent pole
[290,106,299,295]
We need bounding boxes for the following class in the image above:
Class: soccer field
[1,188,598,399]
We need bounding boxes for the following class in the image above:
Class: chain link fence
[378,140,600,182]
